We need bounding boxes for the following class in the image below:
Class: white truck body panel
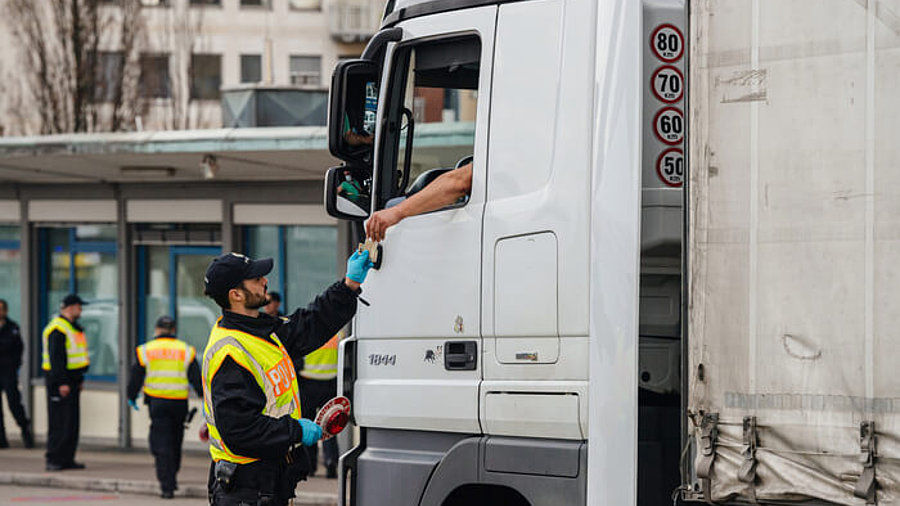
[689,0,900,503]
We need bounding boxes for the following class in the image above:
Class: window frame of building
[240,0,271,7]
[243,225,338,311]
[139,53,171,99]
[191,54,223,101]
[37,226,119,382]
[0,226,22,324]
[189,0,221,6]
[288,0,321,11]
[91,51,125,104]
[289,55,322,88]
[240,54,263,84]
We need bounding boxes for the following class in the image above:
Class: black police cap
[155,315,176,330]
[61,294,88,308]
[204,253,273,300]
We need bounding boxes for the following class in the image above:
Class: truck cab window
[377,36,480,209]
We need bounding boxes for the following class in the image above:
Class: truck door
[352,8,496,434]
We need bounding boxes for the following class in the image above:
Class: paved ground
[0,485,208,506]
[0,442,338,505]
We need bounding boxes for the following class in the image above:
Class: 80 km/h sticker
[653,107,685,145]
[651,65,684,103]
[656,148,684,187]
[650,24,684,63]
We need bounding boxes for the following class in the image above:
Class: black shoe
[45,463,64,471]
[21,428,34,449]
[62,461,85,470]
[326,464,338,479]
[160,490,174,499]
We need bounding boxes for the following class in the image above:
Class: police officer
[0,298,34,449]
[299,332,340,478]
[202,251,372,506]
[42,294,90,471]
[126,316,203,499]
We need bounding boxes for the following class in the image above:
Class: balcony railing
[327,1,380,43]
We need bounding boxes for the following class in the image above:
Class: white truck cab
[324,0,683,504]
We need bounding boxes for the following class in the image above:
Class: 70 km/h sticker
[656,148,684,187]
[651,65,684,103]
[651,24,684,63]
[653,107,684,145]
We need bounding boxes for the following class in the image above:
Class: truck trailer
[320,0,898,504]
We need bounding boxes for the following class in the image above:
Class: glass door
[138,246,220,352]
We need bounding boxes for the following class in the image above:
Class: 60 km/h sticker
[651,24,684,63]
[653,107,685,145]
[651,65,684,103]
[656,148,684,187]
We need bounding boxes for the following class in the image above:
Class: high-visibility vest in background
[202,319,302,464]
[136,337,195,400]
[300,333,340,381]
[41,316,90,371]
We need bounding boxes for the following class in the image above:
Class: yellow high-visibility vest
[300,334,339,381]
[41,316,90,371]
[202,319,302,464]
[137,338,196,400]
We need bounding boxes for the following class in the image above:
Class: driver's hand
[366,208,402,242]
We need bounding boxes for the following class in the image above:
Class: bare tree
[2,0,146,134]
[161,0,205,130]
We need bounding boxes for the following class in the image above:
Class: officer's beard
[239,287,269,310]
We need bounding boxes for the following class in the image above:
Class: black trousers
[298,377,338,474]
[0,368,28,444]
[45,377,82,466]
[148,397,188,493]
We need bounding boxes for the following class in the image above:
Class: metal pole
[18,197,33,434]
[117,191,132,448]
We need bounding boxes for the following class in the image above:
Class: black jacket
[208,280,358,462]
[126,334,204,403]
[0,318,23,370]
[46,317,88,388]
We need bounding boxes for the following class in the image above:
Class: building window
[38,226,119,381]
[241,54,262,83]
[289,56,321,87]
[191,54,222,100]
[92,51,124,103]
[0,226,21,323]
[289,0,320,9]
[241,0,269,6]
[139,54,170,98]
[190,0,220,5]
[244,225,337,310]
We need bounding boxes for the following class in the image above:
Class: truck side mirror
[328,60,380,166]
[324,166,371,221]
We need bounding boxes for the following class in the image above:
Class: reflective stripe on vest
[41,316,90,371]
[137,338,195,400]
[202,319,302,464]
[300,334,339,380]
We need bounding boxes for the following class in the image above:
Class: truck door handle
[444,341,477,371]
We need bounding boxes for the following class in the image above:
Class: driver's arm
[366,163,472,242]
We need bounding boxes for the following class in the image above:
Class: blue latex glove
[298,418,322,446]
[128,399,139,411]
[346,250,373,283]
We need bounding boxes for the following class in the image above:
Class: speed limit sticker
[656,148,684,187]
[651,65,684,103]
[651,24,684,62]
[653,107,684,145]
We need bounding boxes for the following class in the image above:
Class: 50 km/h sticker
[653,107,684,145]
[656,148,684,187]
[651,24,684,62]
[651,66,684,103]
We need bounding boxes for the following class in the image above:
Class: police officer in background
[299,332,340,478]
[202,251,372,506]
[42,294,90,471]
[126,316,203,499]
[0,299,34,449]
